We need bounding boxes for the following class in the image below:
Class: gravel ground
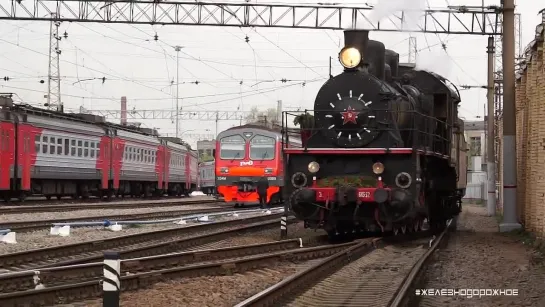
[0,210,281,255]
[419,204,545,307]
[0,204,224,223]
[64,222,326,307]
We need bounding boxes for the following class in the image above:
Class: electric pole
[499,0,521,231]
[174,45,182,138]
[486,36,496,217]
[47,13,63,112]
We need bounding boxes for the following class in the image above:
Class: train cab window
[250,135,275,160]
[219,135,245,160]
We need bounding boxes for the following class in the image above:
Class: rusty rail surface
[235,238,382,306]
[0,199,221,214]
[236,221,453,307]
[0,241,354,306]
[387,219,454,307]
[0,237,312,293]
[1,205,261,232]
[0,213,286,270]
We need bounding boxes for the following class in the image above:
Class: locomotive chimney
[343,30,369,68]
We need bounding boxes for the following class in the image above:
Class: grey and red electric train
[282,30,468,238]
[0,97,198,202]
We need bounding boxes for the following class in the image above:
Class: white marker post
[102,251,121,307]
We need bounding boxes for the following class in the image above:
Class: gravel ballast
[73,222,325,307]
[0,210,281,255]
[0,204,223,223]
[419,204,545,307]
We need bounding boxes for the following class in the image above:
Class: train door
[185,153,191,190]
[16,123,33,192]
[0,122,14,191]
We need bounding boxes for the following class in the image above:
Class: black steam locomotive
[282,30,467,239]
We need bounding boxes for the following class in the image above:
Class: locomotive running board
[283,148,414,154]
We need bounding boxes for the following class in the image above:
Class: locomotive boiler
[283,30,466,239]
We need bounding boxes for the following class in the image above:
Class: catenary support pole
[499,0,521,232]
[175,46,182,138]
[486,36,496,217]
[103,251,121,307]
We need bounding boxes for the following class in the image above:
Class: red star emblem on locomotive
[341,106,359,125]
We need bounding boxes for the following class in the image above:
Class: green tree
[244,106,280,126]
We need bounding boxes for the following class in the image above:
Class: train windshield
[219,135,245,159]
[249,135,275,160]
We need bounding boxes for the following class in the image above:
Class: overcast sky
[0,0,541,146]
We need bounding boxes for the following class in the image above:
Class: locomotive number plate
[358,191,372,199]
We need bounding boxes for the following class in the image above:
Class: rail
[0,239,353,306]
[236,220,455,306]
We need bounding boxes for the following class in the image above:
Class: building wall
[506,25,545,235]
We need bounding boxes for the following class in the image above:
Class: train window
[78,148,82,157]
[250,135,275,160]
[219,135,245,160]
[42,144,47,154]
[64,139,69,155]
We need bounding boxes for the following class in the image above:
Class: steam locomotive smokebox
[343,30,370,57]
[365,41,386,80]
[385,49,400,78]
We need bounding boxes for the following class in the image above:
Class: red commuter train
[0,96,198,201]
[214,124,300,207]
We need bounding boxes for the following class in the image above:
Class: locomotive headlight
[339,47,362,69]
[220,167,229,174]
[395,172,412,189]
[307,161,320,173]
[264,168,273,174]
[372,162,385,175]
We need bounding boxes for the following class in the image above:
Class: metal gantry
[0,1,502,35]
[81,109,251,121]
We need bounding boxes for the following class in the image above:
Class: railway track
[0,236,349,306]
[0,198,221,214]
[236,219,454,307]
[1,205,276,232]
[0,212,289,272]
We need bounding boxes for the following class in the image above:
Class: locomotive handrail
[281,109,454,155]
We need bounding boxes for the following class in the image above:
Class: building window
[469,137,481,156]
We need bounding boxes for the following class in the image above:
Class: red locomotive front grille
[311,187,391,202]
